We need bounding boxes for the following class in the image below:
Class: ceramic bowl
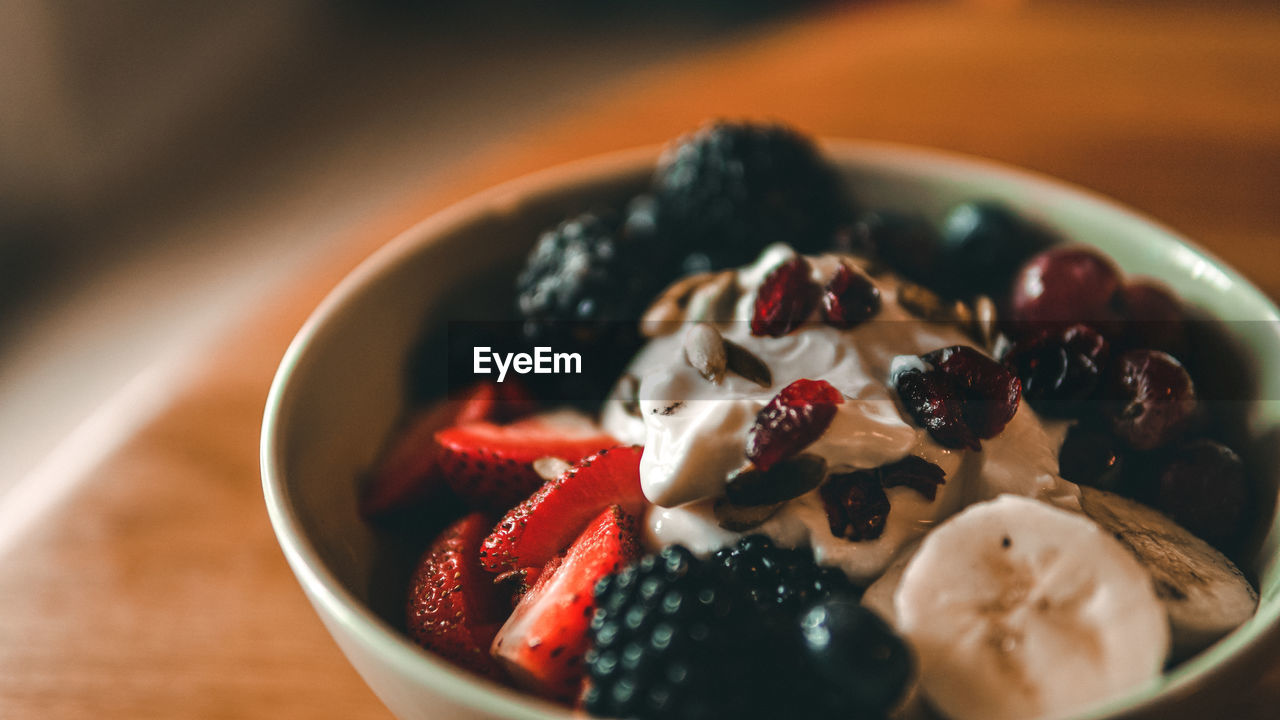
[262,141,1280,720]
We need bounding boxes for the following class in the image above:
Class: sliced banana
[895,495,1169,720]
[1078,486,1258,659]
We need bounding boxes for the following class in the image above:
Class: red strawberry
[360,381,536,518]
[472,380,540,424]
[435,411,619,512]
[491,505,640,700]
[481,445,645,573]
[405,513,510,679]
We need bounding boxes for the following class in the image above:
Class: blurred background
[0,0,813,493]
[1,0,1277,496]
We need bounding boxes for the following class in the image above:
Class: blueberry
[1058,423,1126,492]
[936,201,1053,299]
[798,599,913,716]
[842,210,942,284]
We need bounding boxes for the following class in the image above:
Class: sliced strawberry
[435,411,619,512]
[405,513,510,679]
[481,445,645,573]
[469,380,539,424]
[491,505,640,700]
[360,381,535,518]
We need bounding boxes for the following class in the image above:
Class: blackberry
[654,121,848,270]
[712,535,859,616]
[584,546,782,720]
[586,543,908,720]
[515,210,670,405]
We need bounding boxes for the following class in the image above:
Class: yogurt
[601,245,1078,583]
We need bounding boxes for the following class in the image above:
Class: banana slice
[895,495,1169,720]
[1078,486,1258,659]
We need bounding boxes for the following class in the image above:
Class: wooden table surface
[3,3,1278,718]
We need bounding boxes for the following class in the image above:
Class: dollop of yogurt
[601,245,1078,582]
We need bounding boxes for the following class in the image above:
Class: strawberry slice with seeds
[435,411,618,512]
[491,505,641,700]
[481,445,644,573]
[405,513,510,679]
[360,382,533,519]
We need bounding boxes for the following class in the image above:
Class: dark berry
[1106,349,1197,451]
[622,194,663,246]
[1156,439,1247,548]
[821,262,881,329]
[1058,423,1126,492]
[726,454,827,507]
[1115,280,1185,353]
[1009,247,1122,330]
[894,366,979,450]
[746,379,845,471]
[654,121,847,269]
[515,211,670,404]
[842,210,942,285]
[751,256,820,337]
[712,535,859,616]
[924,345,1022,438]
[936,201,1053,299]
[821,470,891,541]
[798,599,913,717]
[1002,323,1110,418]
[586,546,792,720]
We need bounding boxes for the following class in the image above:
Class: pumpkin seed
[725,454,827,507]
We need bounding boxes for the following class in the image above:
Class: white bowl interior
[263,142,1280,720]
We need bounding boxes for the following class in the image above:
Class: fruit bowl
[261,140,1280,720]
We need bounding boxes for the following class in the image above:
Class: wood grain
[2,3,1277,718]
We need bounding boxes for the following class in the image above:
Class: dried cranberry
[1058,424,1126,492]
[1156,439,1247,548]
[821,471,891,541]
[821,263,881,329]
[1009,247,1122,330]
[878,455,947,501]
[746,379,845,471]
[1106,349,1197,451]
[1002,323,1109,418]
[924,345,1022,439]
[751,257,820,337]
[894,367,979,450]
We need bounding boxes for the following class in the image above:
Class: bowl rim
[262,138,1280,720]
